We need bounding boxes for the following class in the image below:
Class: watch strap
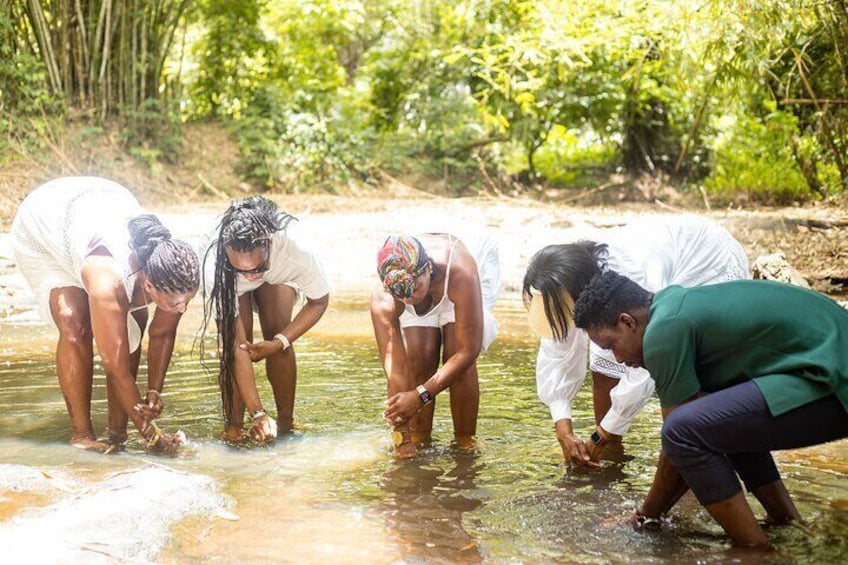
[416,384,433,406]
[590,428,606,446]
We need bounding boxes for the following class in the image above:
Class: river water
[0,294,846,564]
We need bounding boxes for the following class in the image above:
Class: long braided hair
[201,196,296,421]
[128,214,199,294]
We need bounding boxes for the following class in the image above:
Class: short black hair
[573,271,652,330]
[522,241,608,340]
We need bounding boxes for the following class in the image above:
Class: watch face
[420,390,433,404]
[591,430,604,445]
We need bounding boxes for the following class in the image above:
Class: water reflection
[379,451,485,563]
[0,296,846,562]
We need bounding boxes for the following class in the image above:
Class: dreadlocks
[201,196,296,422]
[128,214,199,294]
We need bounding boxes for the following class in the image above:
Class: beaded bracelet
[273,333,291,350]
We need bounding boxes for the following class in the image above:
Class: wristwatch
[590,427,607,446]
[416,384,433,406]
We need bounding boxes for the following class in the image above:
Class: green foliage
[529,125,618,187]
[0,7,61,151]
[4,0,846,202]
[704,107,810,204]
[122,98,183,166]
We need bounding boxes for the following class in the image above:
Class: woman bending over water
[371,232,500,457]
[11,177,199,452]
[201,196,330,443]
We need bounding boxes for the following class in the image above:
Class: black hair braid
[521,240,608,341]
[128,214,200,293]
[200,196,296,422]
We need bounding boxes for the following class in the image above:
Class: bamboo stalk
[99,0,113,119]
[792,47,847,184]
[782,98,848,105]
[91,0,108,107]
[27,0,63,94]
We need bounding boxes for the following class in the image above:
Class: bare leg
[704,491,770,547]
[223,386,247,443]
[106,308,148,445]
[255,284,298,433]
[49,287,105,450]
[443,324,479,448]
[405,326,441,447]
[751,480,801,525]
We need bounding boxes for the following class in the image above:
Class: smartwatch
[590,428,606,446]
[416,384,433,406]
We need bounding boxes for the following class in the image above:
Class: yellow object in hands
[391,430,404,447]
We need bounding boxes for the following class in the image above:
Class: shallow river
[0,295,846,564]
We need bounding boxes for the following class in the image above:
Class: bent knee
[53,307,93,342]
[661,409,701,460]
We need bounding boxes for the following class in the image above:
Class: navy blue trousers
[662,380,848,506]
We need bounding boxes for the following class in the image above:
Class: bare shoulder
[370,284,403,317]
[446,242,480,294]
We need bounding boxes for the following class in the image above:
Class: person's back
[646,280,848,414]
[603,215,748,291]
[13,176,141,276]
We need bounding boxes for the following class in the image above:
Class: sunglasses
[230,245,270,275]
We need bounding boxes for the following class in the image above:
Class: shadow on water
[0,295,846,562]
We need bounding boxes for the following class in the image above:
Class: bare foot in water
[452,435,478,452]
[71,435,111,453]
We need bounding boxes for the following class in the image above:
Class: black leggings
[661,380,848,506]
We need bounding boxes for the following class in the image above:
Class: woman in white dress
[11,177,199,452]
[371,232,500,456]
[523,215,749,468]
[200,196,330,443]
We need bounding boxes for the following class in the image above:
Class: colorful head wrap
[377,236,430,299]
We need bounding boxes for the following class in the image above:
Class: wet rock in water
[751,253,810,288]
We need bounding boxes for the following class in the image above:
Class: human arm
[633,314,701,525]
[134,307,181,420]
[82,257,148,434]
[535,332,594,466]
[240,293,330,361]
[370,288,414,422]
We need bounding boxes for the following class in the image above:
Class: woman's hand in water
[145,427,187,455]
[239,340,281,363]
[250,412,278,443]
[384,391,420,427]
[560,434,600,469]
[134,390,164,421]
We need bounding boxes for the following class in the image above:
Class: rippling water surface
[0,296,846,563]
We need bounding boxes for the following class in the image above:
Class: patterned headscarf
[377,235,430,299]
